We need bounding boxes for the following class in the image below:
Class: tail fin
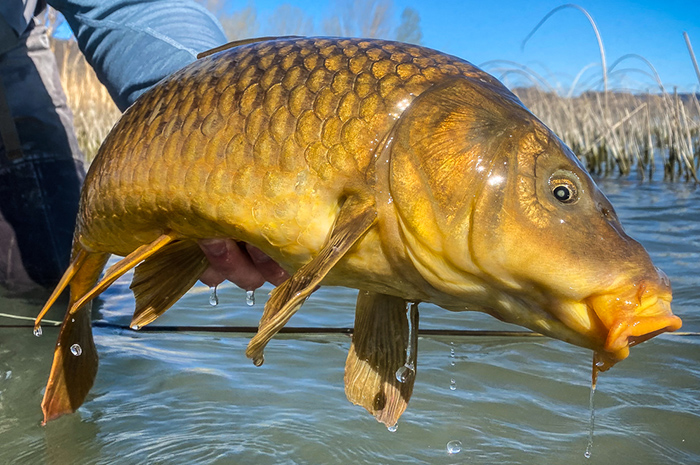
[39,233,177,423]
[39,246,109,424]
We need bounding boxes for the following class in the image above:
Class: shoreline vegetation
[48,2,699,182]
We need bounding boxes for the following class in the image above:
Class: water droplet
[33,326,42,337]
[446,440,462,455]
[450,342,456,366]
[5,371,12,380]
[246,289,255,306]
[209,286,219,306]
[70,344,82,356]
[253,355,264,367]
[450,378,457,391]
[396,302,419,383]
[387,422,398,432]
[131,324,140,330]
[395,364,414,383]
[585,354,598,459]
[71,318,75,323]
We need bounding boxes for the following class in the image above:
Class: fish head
[386,76,681,365]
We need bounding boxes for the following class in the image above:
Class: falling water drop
[448,342,457,390]
[33,326,42,337]
[246,289,255,306]
[387,422,398,433]
[209,286,219,306]
[585,353,600,459]
[253,355,264,367]
[70,344,82,356]
[446,440,462,455]
[396,302,419,384]
[395,364,414,383]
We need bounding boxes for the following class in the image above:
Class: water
[585,356,599,459]
[0,180,699,464]
[209,286,219,307]
[446,439,463,455]
[69,344,83,357]
[395,302,418,384]
[246,290,255,307]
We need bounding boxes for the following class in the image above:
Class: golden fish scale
[80,38,492,261]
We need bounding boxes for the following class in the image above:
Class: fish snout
[587,277,682,366]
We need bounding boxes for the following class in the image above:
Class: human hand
[198,239,290,290]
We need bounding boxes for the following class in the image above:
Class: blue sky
[246,0,700,93]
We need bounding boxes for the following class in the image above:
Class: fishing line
[0,316,698,337]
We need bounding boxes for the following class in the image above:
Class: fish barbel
[35,37,681,425]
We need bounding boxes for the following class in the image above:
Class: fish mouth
[586,280,682,370]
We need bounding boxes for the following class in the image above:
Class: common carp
[35,37,681,426]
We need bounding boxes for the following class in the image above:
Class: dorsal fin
[197,36,303,59]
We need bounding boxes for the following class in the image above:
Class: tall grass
[50,39,120,162]
[512,87,700,182]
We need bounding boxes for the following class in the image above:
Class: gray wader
[0,12,85,292]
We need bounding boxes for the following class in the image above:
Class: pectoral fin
[344,291,416,426]
[246,195,377,365]
[130,240,209,328]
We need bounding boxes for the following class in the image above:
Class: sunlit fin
[34,248,89,330]
[41,250,110,424]
[245,195,377,365]
[196,35,303,59]
[344,291,415,426]
[68,233,177,316]
[130,240,209,328]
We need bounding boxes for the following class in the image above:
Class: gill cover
[386,76,529,293]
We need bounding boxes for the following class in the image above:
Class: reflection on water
[1,179,699,464]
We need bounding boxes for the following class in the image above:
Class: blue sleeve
[47,0,228,111]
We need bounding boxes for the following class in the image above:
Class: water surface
[1,179,698,464]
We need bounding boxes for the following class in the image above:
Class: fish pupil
[554,185,571,201]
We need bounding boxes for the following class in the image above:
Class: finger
[245,244,291,286]
[198,239,265,290]
[198,267,225,288]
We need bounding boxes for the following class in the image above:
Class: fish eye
[549,174,579,204]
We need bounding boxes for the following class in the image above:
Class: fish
[34,36,682,426]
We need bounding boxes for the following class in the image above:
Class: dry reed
[50,39,121,162]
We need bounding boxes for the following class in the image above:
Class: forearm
[48,0,227,111]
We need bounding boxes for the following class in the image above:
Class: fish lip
[587,289,682,364]
[604,313,682,354]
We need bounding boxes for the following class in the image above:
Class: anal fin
[67,233,177,315]
[130,240,209,328]
[246,195,377,365]
[344,291,417,426]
